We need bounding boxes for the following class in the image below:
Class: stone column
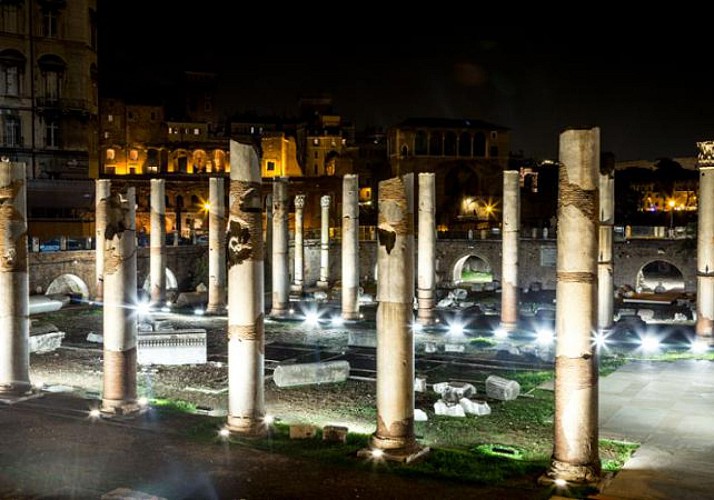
[291,194,306,293]
[0,161,31,397]
[101,188,139,415]
[226,140,266,436]
[696,141,714,337]
[598,153,615,333]
[270,177,290,318]
[317,194,331,288]
[500,170,520,332]
[95,179,111,303]
[367,173,428,462]
[149,179,166,307]
[416,172,436,325]
[206,177,227,315]
[546,127,601,485]
[342,174,360,320]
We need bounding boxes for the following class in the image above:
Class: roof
[394,117,510,132]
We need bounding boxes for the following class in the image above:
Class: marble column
[546,127,601,485]
[0,161,31,397]
[226,140,266,436]
[101,188,139,415]
[500,170,520,333]
[291,194,306,293]
[416,173,436,325]
[270,177,290,318]
[317,194,331,289]
[149,179,166,307]
[367,173,428,462]
[598,153,615,333]
[95,179,111,303]
[696,141,714,337]
[206,177,227,315]
[342,174,360,320]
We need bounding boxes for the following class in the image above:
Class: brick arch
[449,252,495,286]
[140,267,179,294]
[45,273,90,299]
[635,259,685,293]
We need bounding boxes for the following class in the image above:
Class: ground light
[536,327,554,345]
[218,428,230,439]
[136,299,151,317]
[640,335,661,352]
[554,478,567,488]
[137,397,149,408]
[331,316,344,326]
[264,414,275,425]
[370,449,384,460]
[88,409,101,419]
[493,327,508,339]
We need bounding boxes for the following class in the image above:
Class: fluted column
[206,177,227,315]
[547,127,601,485]
[696,141,714,337]
[317,194,331,288]
[598,153,615,332]
[342,174,360,320]
[291,194,306,293]
[101,188,139,415]
[416,173,436,325]
[270,177,290,318]
[95,179,111,303]
[149,179,166,307]
[0,161,31,397]
[500,170,520,332]
[226,140,266,436]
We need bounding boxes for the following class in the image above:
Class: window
[313,138,319,146]
[401,145,408,157]
[45,120,59,147]
[193,128,199,135]
[103,131,109,139]
[43,70,61,102]
[204,93,212,112]
[444,131,457,156]
[107,114,113,122]
[1,5,20,33]
[128,111,135,121]
[428,132,443,156]
[458,132,471,157]
[42,9,58,38]
[3,65,18,96]
[474,132,486,157]
[267,161,275,171]
[106,149,115,161]
[314,151,318,159]
[129,149,139,161]
[414,131,428,155]
[4,116,20,147]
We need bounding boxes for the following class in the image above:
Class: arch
[428,131,443,156]
[191,149,208,173]
[45,273,89,299]
[458,132,471,157]
[37,53,66,71]
[452,254,493,285]
[474,132,486,157]
[414,131,428,155]
[400,144,409,157]
[444,131,457,156]
[0,48,26,66]
[636,259,685,293]
[142,267,179,295]
[212,149,226,172]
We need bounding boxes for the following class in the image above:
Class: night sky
[98,6,714,162]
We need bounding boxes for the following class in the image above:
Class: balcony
[35,98,91,117]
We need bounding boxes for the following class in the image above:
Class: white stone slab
[137,329,207,366]
[273,360,350,388]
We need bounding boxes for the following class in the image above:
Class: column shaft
[270,177,290,317]
[207,177,227,314]
[598,154,615,332]
[500,170,520,331]
[149,179,166,307]
[317,195,331,288]
[342,174,360,320]
[416,173,436,325]
[292,194,305,292]
[95,179,111,302]
[696,142,714,337]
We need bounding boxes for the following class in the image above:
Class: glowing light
[370,448,384,459]
[33,381,44,390]
[89,409,101,419]
[136,300,151,316]
[640,336,660,352]
[593,331,609,349]
[449,322,465,336]
[160,306,171,313]
[289,308,295,315]
[138,397,149,407]
[412,322,423,332]
[494,327,508,339]
[218,428,230,439]
[264,414,275,425]
[331,316,345,326]
[554,478,567,488]
[536,328,554,345]
[304,311,320,326]
[193,308,205,316]
[691,338,710,354]
[203,202,211,212]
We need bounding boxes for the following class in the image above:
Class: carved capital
[697,141,714,167]
[320,195,331,208]
[294,194,306,210]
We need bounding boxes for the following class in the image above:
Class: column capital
[697,141,714,167]
[295,194,306,209]
[320,195,331,208]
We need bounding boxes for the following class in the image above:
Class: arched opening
[45,274,89,300]
[474,132,486,157]
[414,131,427,155]
[444,131,457,156]
[452,254,493,285]
[458,132,471,157]
[142,268,179,295]
[636,260,685,293]
[428,131,443,156]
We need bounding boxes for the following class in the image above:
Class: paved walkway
[598,359,714,500]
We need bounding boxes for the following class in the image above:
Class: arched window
[400,144,408,157]
[444,131,457,156]
[474,132,486,157]
[414,131,427,155]
[458,132,471,157]
[0,49,25,97]
[429,131,443,156]
[37,54,66,103]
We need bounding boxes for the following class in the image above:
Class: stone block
[459,398,491,416]
[101,487,167,500]
[433,381,476,402]
[273,360,350,388]
[87,332,103,343]
[424,342,437,353]
[485,375,520,401]
[289,424,317,439]
[137,329,207,366]
[444,343,465,353]
[414,408,428,421]
[348,330,377,348]
[433,399,465,417]
[322,425,348,443]
[29,331,65,353]
[414,377,427,392]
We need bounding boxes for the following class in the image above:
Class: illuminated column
[149,179,166,307]
[291,194,306,293]
[598,153,615,332]
[270,177,290,318]
[317,194,331,289]
[500,170,520,332]
[226,140,265,436]
[0,161,32,397]
[95,179,111,302]
[368,173,428,461]
[342,174,360,320]
[101,188,139,415]
[416,172,436,326]
[696,141,714,337]
[547,128,601,485]
[206,177,227,315]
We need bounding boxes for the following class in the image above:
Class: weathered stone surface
[137,330,207,366]
[29,331,64,353]
[273,360,350,388]
[433,400,465,417]
[444,343,465,353]
[289,424,317,439]
[486,375,521,401]
[101,487,166,500]
[414,377,427,392]
[460,398,491,416]
[414,408,428,421]
[433,381,476,401]
[322,425,348,443]
[347,330,376,348]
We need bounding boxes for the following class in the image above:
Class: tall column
[317,194,331,289]
[95,179,111,303]
[101,188,139,415]
[598,153,615,333]
[342,174,360,320]
[696,141,714,337]
[270,177,290,318]
[416,173,436,325]
[226,140,266,436]
[546,128,601,485]
[206,177,227,315]
[500,170,520,332]
[368,173,428,462]
[149,179,166,307]
[291,194,306,293]
[0,162,31,397]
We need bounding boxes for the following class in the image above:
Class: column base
[416,312,437,327]
[499,321,519,333]
[226,415,268,437]
[540,457,601,486]
[205,304,227,316]
[341,311,361,321]
[101,398,142,417]
[269,307,292,319]
[316,280,330,289]
[0,386,42,405]
[358,439,430,464]
[696,317,713,337]
[290,283,304,294]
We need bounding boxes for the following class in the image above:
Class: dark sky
[98,6,714,162]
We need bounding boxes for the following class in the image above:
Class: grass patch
[600,438,640,471]
[151,397,197,414]
[504,370,554,392]
[469,337,497,348]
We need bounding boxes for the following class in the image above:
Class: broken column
[226,140,266,436]
[95,179,111,303]
[317,194,331,289]
[500,169,520,333]
[546,128,601,485]
[416,173,436,326]
[342,174,360,320]
[206,177,227,315]
[292,194,306,293]
[367,173,428,461]
[149,179,166,307]
[101,187,139,415]
[270,177,290,318]
[697,142,714,337]
[598,153,615,333]
[0,161,32,397]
